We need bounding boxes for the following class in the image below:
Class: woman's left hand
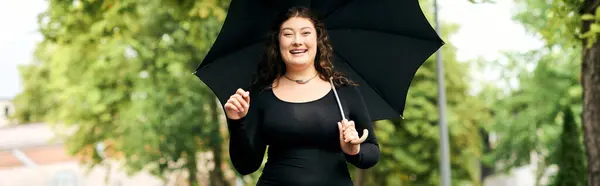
[338,119,369,155]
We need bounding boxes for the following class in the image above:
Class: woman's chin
[286,61,312,68]
[282,56,306,64]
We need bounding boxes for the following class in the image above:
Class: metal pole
[12,149,37,168]
[434,0,451,186]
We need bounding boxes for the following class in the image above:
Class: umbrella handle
[331,77,371,144]
[329,77,346,120]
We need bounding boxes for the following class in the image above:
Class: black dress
[226,84,380,186]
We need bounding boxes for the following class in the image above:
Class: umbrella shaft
[329,77,346,120]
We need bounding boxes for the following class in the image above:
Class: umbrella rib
[327,28,443,44]
[333,52,404,120]
[196,40,267,72]
[314,1,354,20]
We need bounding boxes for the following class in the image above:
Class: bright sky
[440,0,544,62]
[0,0,544,99]
[438,0,545,93]
[0,0,46,99]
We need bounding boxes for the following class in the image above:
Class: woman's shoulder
[248,85,271,98]
[247,84,278,104]
[335,83,362,96]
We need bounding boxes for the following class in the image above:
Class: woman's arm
[344,85,380,169]
[226,91,266,175]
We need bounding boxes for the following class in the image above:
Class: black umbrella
[194,0,444,121]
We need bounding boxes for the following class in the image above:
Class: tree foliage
[11,0,498,186]
[483,48,582,171]
[513,0,584,47]
[12,0,232,185]
[549,106,586,186]
[351,1,492,185]
[480,0,596,185]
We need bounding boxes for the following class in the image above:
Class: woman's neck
[284,65,318,80]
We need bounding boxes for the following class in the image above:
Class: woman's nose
[292,36,303,45]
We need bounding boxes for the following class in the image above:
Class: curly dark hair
[252,6,356,90]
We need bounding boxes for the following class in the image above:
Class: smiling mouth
[290,49,308,55]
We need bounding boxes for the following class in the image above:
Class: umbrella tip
[399,114,405,120]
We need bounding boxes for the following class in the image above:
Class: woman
[223,7,379,186]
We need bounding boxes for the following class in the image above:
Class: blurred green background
[5,0,598,186]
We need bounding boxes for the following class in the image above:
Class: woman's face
[278,17,318,69]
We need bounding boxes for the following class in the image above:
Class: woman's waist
[266,145,343,161]
[260,147,352,186]
[263,146,346,173]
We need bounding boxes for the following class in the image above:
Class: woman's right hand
[224,88,250,120]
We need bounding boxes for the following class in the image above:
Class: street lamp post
[433,0,452,186]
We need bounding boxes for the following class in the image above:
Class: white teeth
[290,49,307,54]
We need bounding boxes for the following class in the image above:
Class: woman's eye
[302,32,311,35]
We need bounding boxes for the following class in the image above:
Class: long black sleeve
[226,90,266,175]
[344,85,380,169]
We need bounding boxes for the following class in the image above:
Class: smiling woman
[221,6,380,186]
[254,7,355,90]
[278,17,318,73]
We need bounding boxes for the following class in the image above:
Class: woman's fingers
[341,120,357,143]
[232,94,248,111]
[224,102,237,112]
[229,96,243,112]
[224,88,251,120]
[225,100,241,112]
[343,120,355,131]
[340,120,368,144]
[339,119,368,144]
[236,88,250,104]
[344,128,355,141]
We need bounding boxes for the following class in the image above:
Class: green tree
[509,0,600,184]
[480,47,582,185]
[10,1,494,186]
[11,1,233,185]
[353,1,492,185]
[549,106,586,186]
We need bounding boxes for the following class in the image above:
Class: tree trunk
[354,169,366,186]
[581,1,600,185]
[209,97,228,186]
[479,128,494,182]
[372,170,386,186]
[209,147,227,186]
[188,153,199,186]
[208,139,228,186]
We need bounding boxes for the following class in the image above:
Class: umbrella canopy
[194,0,444,121]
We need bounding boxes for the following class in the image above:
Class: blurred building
[0,99,170,186]
[0,98,15,127]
